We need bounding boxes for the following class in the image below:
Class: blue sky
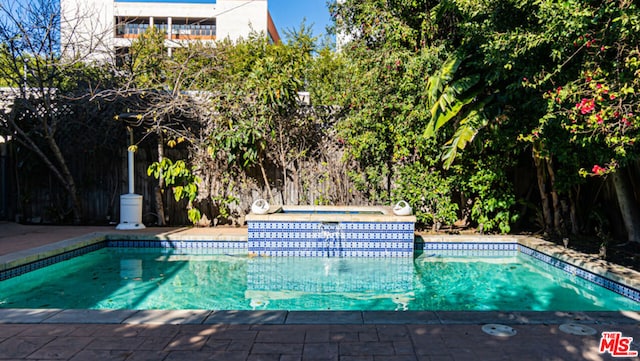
[268,1,332,40]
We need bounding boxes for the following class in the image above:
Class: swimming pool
[0,244,638,311]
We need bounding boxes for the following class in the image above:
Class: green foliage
[334,1,491,205]
[206,30,319,178]
[211,194,239,222]
[393,162,458,228]
[20,0,638,236]
[465,165,517,234]
[419,54,489,168]
[329,0,459,51]
[209,121,265,168]
[128,27,168,88]
[519,1,640,180]
[147,158,202,224]
[306,46,352,106]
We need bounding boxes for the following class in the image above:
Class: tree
[100,27,213,225]
[206,29,326,206]
[0,0,114,223]
[329,0,505,229]
[526,1,640,242]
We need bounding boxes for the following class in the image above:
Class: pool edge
[0,308,637,326]
[0,229,639,325]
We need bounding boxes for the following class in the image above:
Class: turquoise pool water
[0,248,638,311]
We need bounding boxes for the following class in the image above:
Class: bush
[393,163,458,230]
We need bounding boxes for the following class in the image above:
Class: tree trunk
[568,187,580,235]
[532,148,553,234]
[611,169,640,243]
[155,131,166,226]
[259,159,274,203]
[278,126,289,204]
[46,134,83,224]
[546,158,562,233]
[8,111,83,223]
[291,160,300,205]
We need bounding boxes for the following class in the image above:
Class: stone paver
[0,318,636,360]
[0,223,638,360]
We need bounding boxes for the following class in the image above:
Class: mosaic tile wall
[246,257,414,293]
[247,221,415,257]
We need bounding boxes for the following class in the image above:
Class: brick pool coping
[0,308,639,326]
[0,227,638,326]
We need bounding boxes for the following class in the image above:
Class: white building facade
[61,0,280,60]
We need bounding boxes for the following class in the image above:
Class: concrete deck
[0,222,638,360]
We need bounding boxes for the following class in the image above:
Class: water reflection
[246,256,415,310]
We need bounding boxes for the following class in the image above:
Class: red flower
[576,98,595,114]
[592,165,606,175]
[596,114,603,124]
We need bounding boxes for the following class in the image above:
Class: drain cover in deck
[559,323,597,336]
[482,324,517,337]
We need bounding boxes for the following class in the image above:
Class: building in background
[61,0,280,60]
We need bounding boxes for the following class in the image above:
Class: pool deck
[0,222,638,361]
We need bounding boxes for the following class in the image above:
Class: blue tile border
[0,240,247,281]
[519,245,640,303]
[0,242,107,281]
[415,242,518,258]
[107,240,247,249]
[419,242,518,251]
[1,238,638,304]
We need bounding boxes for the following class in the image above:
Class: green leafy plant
[465,165,518,234]
[393,162,458,230]
[211,195,239,223]
[148,158,202,224]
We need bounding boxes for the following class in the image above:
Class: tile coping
[0,308,638,325]
[245,205,418,223]
[0,230,638,326]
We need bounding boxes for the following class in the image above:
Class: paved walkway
[0,222,638,361]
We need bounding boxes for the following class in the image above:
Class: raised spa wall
[245,205,417,257]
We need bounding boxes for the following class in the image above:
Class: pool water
[0,248,637,311]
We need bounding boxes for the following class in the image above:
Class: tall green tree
[524,1,640,241]
[106,27,213,225]
[441,0,640,240]
[329,0,508,229]
[0,0,114,223]
[207,28,324,205]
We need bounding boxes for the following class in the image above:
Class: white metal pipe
[128,149,134,194]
